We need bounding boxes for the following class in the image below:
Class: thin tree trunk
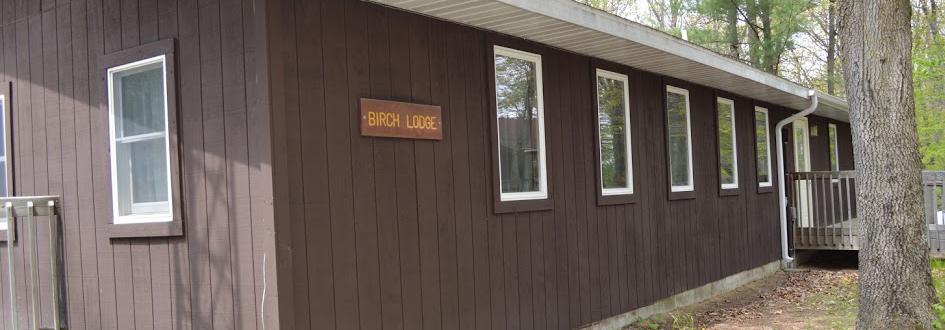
[931,0,940,37]
[746,1,761,67]
[826,0,837,94]
[759,1,776,73]
[726,4,739,58]
[837,1,937,328]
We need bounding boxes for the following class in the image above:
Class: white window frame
[0,95,8,231]
[494,46,548,202]
[793,117,812,172]
[107,55,175,224]
[596,69,633,196]
[666,85,694,192]
[828,123,840,172]
[717,97,739,190]
[755,107,773,187]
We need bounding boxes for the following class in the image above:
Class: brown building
[0,0,853,329]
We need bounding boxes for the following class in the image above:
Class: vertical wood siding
[267,0,855,329]
[0,0,278,329]
[0,0,855,328]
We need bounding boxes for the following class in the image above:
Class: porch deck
[789,171,945,252]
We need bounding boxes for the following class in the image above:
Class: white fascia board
[494,0,812,99]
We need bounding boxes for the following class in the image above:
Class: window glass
[494,46,547,200]
[829,124,839,171]
[755,107,772,186]
[0,96,7,231]
[596,70,632,194]
[0,95,7,198]
[793,121,810,172]
[717,98,738,189]
[666,86,693,191]
[109,56,173,223]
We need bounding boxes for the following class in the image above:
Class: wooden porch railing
[925,171,945,253]
[787,171,945,252]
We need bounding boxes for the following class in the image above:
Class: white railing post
[5,201,15,330]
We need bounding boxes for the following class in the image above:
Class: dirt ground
[628,252,861,329]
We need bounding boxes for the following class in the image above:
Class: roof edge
[496,0,813,99]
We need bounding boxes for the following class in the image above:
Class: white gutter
[775,90,818,268]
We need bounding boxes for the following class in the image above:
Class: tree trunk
[746,1,761,67]
[758,1,776,73]
[931,0,940,37]
[837,1,938,328]
[826,0,837,94]
[726,4,739,58]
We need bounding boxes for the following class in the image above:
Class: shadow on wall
[0,0,273,329]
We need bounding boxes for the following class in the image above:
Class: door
[794,118,813,227]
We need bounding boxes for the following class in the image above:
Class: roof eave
[368,0,850,122]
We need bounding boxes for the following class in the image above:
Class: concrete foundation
[579,260,782,329]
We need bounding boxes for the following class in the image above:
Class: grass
[629,313,696,330]
[801,261,945,329]
[931,260,945,328]
[932,259,945,302]
[803,273,858,329]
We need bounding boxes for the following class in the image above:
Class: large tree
[838,0,937,327]
[690,0,811,74]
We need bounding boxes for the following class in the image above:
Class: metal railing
[788,171,945,252]
[2,196,64,330]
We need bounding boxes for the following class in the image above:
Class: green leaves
[913,6,945,171]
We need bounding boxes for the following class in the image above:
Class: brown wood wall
[0,0,855,328]
[0,0,279,329]
[807,115,856,171]
[266,0,855,329]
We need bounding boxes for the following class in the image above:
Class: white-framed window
[493,46,548,201]
[596,69,633,195]
[666,85,693,192]
[828,123,839,171]
[0,95,9,231]
[793,117,811,172]
[755,107,773,187]
[108,55,174,224]
[717,97,738,190]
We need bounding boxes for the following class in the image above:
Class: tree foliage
[575,0,637,18]
[575,0,944,170]
[913,0,945,170]
[695,0,813,73]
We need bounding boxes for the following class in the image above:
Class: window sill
[494,198,553,214]
[106,220,183,239]
[719,187,741,197]
[756,184,776,194]
[668,190,696,201]
[598,193,638,206]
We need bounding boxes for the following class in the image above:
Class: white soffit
[367,0,850,122]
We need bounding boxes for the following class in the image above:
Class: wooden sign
[360,98,443,140]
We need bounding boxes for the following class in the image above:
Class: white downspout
[775,90,818,268]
